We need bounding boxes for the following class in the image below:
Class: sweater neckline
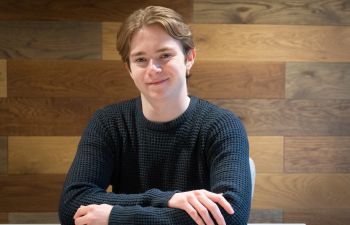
[136,96,198,131]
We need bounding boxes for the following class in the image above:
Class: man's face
[128,24,194,102]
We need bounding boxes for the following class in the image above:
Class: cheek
[129,67,142,80]
[167,59,186,74]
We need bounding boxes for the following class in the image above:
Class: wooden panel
[8,136,79,174]
[0,59,6,97]
[7,60,138,98]
[6,136,284,175]
[213,99,350,136]
[249,209,283,223]
[2,99,350,136]
[194,0,350,25]
[8,212,59,223]
[104,23,350,61]
[189,61,285,99]
[0,0,193,22]
[285,136,350,173]
[192,24,350,62]
[284,208,350,225]
[0,97,118,136]
[253,174,350,209]
[0,175,65,212]
[8,59,284,99]
[0,22,100,59]
[248,136,283,173]
[103,22,121,60]
[286,62,350,99]
[0,136,7,174]
[0,213,7,223]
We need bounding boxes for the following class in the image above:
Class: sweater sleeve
[58,110,178,225]
[59,106,251,225]
[206,111,252,224]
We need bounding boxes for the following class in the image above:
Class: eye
[161,53,172,59]
[135,57,147,63]
[135,58,146,62]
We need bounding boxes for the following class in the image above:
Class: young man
[59,6,251,225]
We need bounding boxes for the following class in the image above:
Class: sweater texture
[59,96,251,224]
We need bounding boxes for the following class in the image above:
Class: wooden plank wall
[0,0,350,224]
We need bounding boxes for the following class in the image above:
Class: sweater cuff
[108,205,133,225]
[149,189,179,207]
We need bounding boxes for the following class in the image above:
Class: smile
[148,78,169,85]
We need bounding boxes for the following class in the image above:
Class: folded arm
[59,110,251,225]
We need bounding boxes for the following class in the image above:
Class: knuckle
[207,203,219,212]
[179,198,187,204]
[187,194,195,202]
[188,209,198,217]
[194,190,202,196]
[198,208,208,215]
[197,219,204,225]
[218,195,226,201]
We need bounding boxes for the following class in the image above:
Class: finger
[204,191,234,214]
[188,194,215,225]
[183,202,205,225]
[196,193,225,225]
[74,214,88,225]
[73,205,87,220]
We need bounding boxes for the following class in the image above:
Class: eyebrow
[130,47,174,58]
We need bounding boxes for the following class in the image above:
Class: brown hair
[116,6,194,68]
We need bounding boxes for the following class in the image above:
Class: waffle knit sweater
[59,96,251,225]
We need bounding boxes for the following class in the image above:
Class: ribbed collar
[136,96,198,131]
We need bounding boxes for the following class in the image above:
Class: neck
[141,94,191,122]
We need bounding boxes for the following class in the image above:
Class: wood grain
[104,23,350,61]
[0,59,6,97]
[192,24,350,62]
[0,22,100,59]
[194,0,350,25]
[6,136,282,174]
[285,136,350,173]
[248,209,283,223]
[286,62,350,99]
[0,97,119,136]
[253,174,350,209]
[189,61,285,99]
[213,99,350,136]
[8,136,79,174]
[0,136,7,174]
[7,60,138,98]
[248,136,283,173]
[8,212,59,223]
[0,0,193,22]
[0,213,7,223]
[284,208,350,225]
[2,98,349,136]
[103,22,121,60]
[0,175,65,212]
[8,59,283,99]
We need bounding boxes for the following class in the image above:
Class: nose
[148,59,162,74]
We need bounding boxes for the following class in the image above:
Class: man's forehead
[130,46,178,57]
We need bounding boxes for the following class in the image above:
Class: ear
[185,48,196,71]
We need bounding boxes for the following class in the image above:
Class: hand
[168,189,234,225]
[73,204,113,225]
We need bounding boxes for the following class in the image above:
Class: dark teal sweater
[59,96,251,224]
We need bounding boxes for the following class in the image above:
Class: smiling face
[128,24,195,103]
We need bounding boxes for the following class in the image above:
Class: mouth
[148,78,169,85]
